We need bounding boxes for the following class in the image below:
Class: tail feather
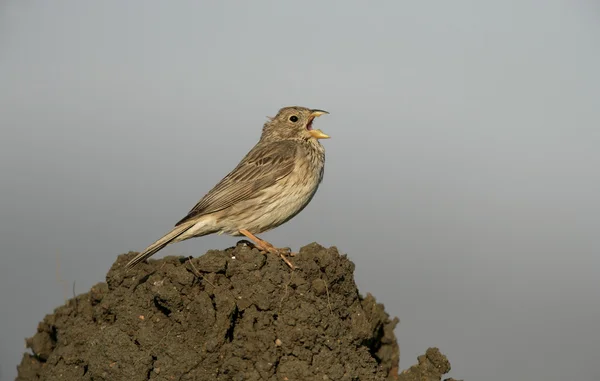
[125,222,195,270]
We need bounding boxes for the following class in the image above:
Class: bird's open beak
[308,109,330,139]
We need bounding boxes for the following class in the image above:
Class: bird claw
[278,247,292,255]
[276,250,296,270]
[260,247,296,270]
[261,247,295,269]
[236,230,297,269]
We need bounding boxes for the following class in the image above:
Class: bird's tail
[125,221,195,270]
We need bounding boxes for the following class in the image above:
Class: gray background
[1,1,599,380]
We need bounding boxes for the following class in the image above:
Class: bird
[125,106,330,270]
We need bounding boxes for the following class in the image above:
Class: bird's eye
[289,115,298,122]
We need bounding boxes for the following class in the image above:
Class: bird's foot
[261,244,296,270]
[277,246,297,257]
[238,229,296,269]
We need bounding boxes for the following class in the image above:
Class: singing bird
[125,106,329,270]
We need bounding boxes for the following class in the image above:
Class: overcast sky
[1,1,599,380]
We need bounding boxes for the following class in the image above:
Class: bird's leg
[238,229,295,269]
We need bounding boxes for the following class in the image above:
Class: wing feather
[175,141,298,226]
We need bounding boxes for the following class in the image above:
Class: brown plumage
[125,106,329,270]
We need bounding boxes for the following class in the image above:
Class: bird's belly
[221,173,321,236]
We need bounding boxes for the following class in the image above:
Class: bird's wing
[175,141,298,226]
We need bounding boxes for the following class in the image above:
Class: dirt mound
[397,348,461,381]
[16,242,459,380]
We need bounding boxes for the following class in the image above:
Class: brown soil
[16,242,459,381]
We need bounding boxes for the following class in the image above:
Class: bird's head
[261,106,329,142]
